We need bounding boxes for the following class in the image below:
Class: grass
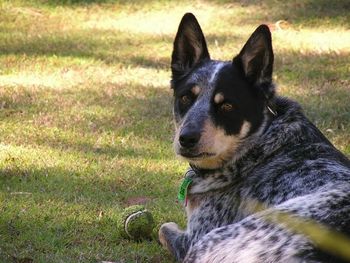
[0,0,349,262]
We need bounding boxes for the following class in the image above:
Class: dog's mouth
[179,152,216,159]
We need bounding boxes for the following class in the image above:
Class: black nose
[179,130,200,148]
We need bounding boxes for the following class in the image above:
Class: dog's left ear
[233,25,274,94]
[171,13,210,83]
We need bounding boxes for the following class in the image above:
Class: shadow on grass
[0,164,175,206]
[0,156,181,261]
[211,0,350,26]
[0,165,177,262]
[0,27,240,69]
[29,0,175,7]
[39,0,349,28]
[0,30,172,68]
[0,84,174,159]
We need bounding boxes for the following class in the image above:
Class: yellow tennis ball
[119,205,155,240]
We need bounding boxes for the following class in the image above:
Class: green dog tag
[178,177,192,202]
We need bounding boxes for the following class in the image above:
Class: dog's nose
[179,130,200,148]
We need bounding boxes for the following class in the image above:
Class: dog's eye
[180,95,191,105]
[221,103,233,112]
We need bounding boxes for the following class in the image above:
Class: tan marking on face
[191,85,201,96]
[214,92,224,104]
[239,120,251,138]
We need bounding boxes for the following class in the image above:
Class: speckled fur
[159,13,350,263]
[180,99,350,262]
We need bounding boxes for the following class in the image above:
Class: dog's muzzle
[179,127,200,149]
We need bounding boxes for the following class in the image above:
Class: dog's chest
[185,190,242,236]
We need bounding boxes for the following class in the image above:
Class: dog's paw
[159,222,180,249]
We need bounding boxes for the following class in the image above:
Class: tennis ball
[119,205,155,240]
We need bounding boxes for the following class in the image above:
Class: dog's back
[236,97,350,207]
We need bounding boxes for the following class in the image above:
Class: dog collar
[267,104,277,116]
[265,95,277,116]
[179,166,237,196]
[177,169,194,205]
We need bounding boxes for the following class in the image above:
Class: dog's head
[171,13,275,169]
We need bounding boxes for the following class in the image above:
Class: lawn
[0,0,349,262]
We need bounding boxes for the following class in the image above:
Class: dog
[159,13,350,263]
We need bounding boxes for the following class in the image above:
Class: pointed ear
[234,25,274,86]
[171,13,210,82]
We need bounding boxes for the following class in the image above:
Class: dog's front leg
[159,222,190,261]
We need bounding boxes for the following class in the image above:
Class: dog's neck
[185,164,238,195]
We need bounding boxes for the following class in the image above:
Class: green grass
[0,0,349,262]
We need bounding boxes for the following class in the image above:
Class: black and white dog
[159,13,350,262]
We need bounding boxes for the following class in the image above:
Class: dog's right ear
[171,13,210,83]
[233,25,273,85]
